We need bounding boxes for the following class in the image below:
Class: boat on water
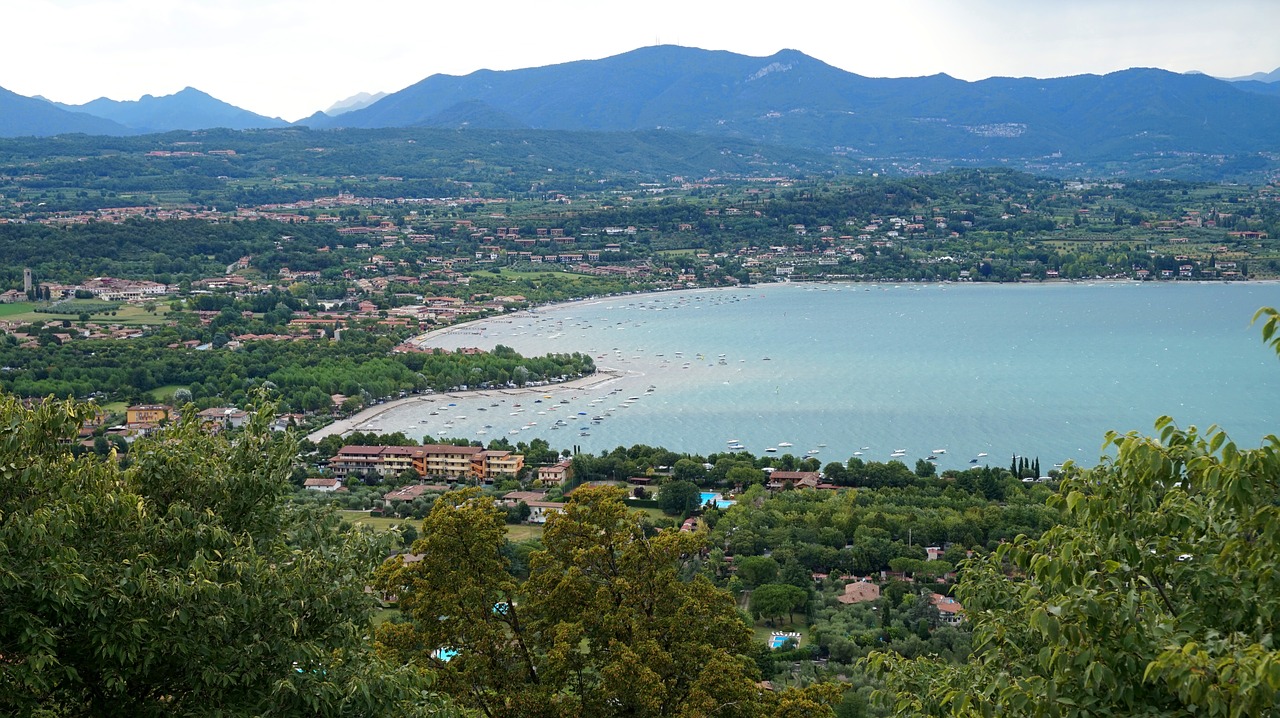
[932,449,946,454]
[806,449,820,455]
[977,452,988,457]
[765,447,778,453]
[778,442,794,448]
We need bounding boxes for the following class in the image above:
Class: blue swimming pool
[769,634,799,649]
[700,491,735,508]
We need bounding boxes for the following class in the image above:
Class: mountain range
[3,46,1279,173]
[48,87,288,133]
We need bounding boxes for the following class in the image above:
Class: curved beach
[307,367,626,441]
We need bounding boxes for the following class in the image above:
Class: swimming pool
[769,634,799,649]
[700,491,735,508]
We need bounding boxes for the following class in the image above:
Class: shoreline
[306,367,628,442]
[312,279,1280,454]
[407,277,1280,350]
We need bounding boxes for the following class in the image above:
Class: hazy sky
[5,0,1277,121]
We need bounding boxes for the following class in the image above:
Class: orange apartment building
[329,444,523,481]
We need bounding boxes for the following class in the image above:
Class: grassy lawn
[151,384,187,401]
[634,507,668,522]
[340,511,408,533]
[0,302,35,318]
[371,607,400,625]
[506,524,544,541]
[0,301,172,326]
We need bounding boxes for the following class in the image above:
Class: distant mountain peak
[1224,67,1280,83]
[305,44,1280,167]
[324,91,388,116]
[54,87,288,132]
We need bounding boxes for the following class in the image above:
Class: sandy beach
[306,367,627,442]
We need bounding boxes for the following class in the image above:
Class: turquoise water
[770,634,799,649]
[701,491,735,508]
[372,282,1280,470]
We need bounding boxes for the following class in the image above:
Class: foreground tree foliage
[869,308,1280,717]
[0,395,461,717]
[375,486,839,717]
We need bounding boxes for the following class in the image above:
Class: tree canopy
[375,485,838,717]
[0,394,460,717]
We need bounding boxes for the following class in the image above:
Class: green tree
[657,478,701,515]
[0,394,458,717]
[736,555,781,588]
[750,583,809,626]
[869,308,1280,717]
[376,486,817,716]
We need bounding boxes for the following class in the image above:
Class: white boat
[778,442,794,448]
[806,450,820,455]
[932,449,946,454]
[765,447,778,453]
[977,452,988,457]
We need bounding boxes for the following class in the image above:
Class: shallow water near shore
[369,282,1280,471]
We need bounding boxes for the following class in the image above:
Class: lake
[365,281,1280,471]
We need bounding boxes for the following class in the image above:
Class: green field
[341,510,545,542]
[0,301,173,326]
[505,524,544,541]
[0,302,35,318]
[340,511,407,533]
[151,384,188,401]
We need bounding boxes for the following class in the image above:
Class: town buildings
[328,444,524,482]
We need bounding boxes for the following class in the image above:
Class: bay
[369,282,1280,471]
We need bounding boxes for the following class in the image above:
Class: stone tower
[23,268,32,294]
